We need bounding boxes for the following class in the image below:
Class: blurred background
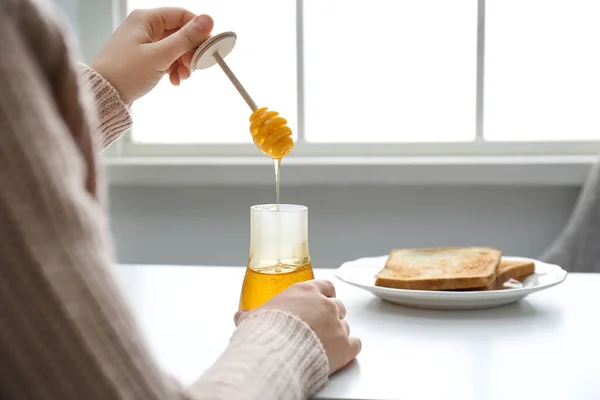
[53,0,599,268]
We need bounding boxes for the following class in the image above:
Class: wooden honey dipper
[191,32,294,160]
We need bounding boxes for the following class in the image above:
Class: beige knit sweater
[0,1,329,399]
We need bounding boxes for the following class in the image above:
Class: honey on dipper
[190,31,312,310]
[249,106,294,211]
[249,107,294,160]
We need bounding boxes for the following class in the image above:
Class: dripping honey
[249,107,293,211]
[239,110,310,309]
[273,159,281,211]
[239,259,314,310]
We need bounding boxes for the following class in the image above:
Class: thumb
[234,310,249,326]
[153,14,214,67]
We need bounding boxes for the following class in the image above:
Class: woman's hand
[234,280,361,374]
[92,8,214,105]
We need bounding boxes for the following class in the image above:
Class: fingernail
[193,14,211,32]
[234,310,244,323]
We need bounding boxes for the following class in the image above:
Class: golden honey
[249,107,294,160]
[239,260,314,310]
[241,108,304,309]
[249,107,294,211]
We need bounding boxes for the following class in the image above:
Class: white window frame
[86,0,598,185]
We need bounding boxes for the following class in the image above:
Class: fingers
[166,58,192,86]
[130,8,196,42]
[169,71,181,86]
[341,319,350,336]
[177,63,191,80]
[310,279,336,298]
[331,298,346,319]
[166,59,178,75]
[234,310,248,326]
[152,13,214,66]
[180,50,194,68]
[348,336,362,357]
[233,310,243,325]
[155,7,196,31]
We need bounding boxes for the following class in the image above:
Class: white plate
[334,255,567,310]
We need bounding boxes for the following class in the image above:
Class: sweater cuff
[187,310,329,400]
[233,310,329,394]
[78,64,132,150]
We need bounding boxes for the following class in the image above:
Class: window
[484,0,600,142]
[128,0,296,145]
[123,0,599,155]
[303,0,477,143]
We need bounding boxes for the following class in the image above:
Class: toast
[448,259,536,291]
[489,259,535,289]
[374,247,502,290]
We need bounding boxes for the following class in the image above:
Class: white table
[115,265,600,400]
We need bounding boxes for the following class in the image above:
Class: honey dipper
[190,32,294,160]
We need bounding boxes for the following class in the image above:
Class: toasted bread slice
[491,259,535,289]
[464,259,536,291]
[374,247,502,290]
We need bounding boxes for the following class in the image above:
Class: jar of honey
[239,204,314,310]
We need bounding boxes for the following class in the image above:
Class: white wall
[108,185,578,268]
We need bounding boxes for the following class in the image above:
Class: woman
[0,1,361,399]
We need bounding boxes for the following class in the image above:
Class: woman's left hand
[92,8,214,105]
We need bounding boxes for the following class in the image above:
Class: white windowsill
[104,155,596,186]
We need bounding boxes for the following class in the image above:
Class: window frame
[103,0,599,160]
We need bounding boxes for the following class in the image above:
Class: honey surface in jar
[239,260,314,310]
[249,107,294,159]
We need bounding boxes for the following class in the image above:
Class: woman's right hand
[92,8,214,105]
[234,280,361,374]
